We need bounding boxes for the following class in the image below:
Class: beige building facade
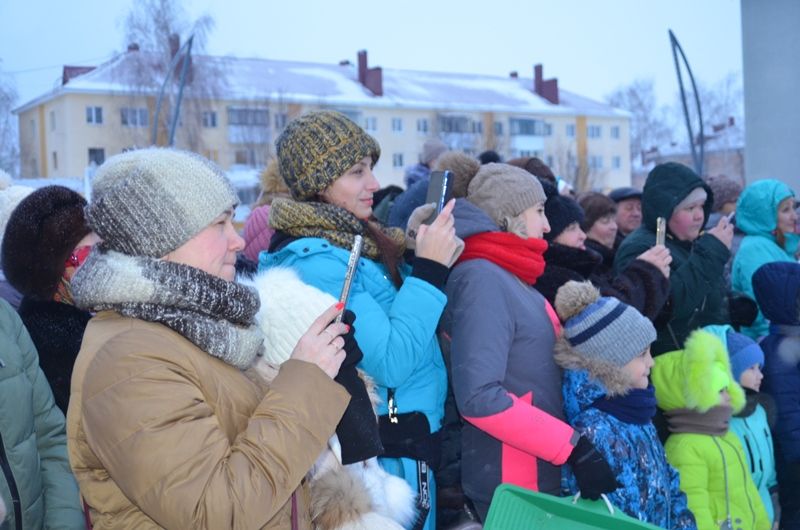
[15,50,631,192]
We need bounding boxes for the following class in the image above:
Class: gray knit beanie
[87,148,238,257]
[463,163,547,231]
[555,281,656,366]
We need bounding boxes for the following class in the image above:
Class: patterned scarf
[71,249,264,369]
[456,231,548,285]
[269,197,405,259]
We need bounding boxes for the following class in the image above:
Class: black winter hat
[2,186,91,300]
[542,181,585,242]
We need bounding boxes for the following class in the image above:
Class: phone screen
[655,217,666,246]
[424,170,453,224]
[334,235,363,323]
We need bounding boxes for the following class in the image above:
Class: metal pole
[150,34,195,146]
[669,30,705,176]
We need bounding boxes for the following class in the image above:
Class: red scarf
[457,232,548,285]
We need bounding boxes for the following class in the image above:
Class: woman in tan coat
[67,148,351,529]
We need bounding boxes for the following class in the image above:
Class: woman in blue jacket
[732,178,798,338]
[259,111,460,530]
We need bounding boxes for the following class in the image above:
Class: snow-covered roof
[15,52,628,118]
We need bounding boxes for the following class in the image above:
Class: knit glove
[567,436,620,500]
[405,203,464,267]
[334,310,384,465]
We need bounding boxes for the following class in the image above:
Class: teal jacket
[616,163,730,354]
[732,179,798,338]
[259,238,448,431]
[0,299,84,529]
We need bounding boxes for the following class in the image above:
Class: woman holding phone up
[259,111,461,530]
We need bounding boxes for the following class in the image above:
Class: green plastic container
[483,485,662,530]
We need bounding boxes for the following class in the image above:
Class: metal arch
[669,29,705,176]
[150,34,194,147]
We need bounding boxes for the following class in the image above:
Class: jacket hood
[452,198,499,239]
[736,178,796,241]
[641,162,713,232]
[651,330,745,413]
[753,261,800,325]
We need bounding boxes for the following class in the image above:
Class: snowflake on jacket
[560,367,696,529]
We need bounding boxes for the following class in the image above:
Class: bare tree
[673,72,744,150]
[119,0,226,151]
[0,62,19,176]
[606,79,674,164]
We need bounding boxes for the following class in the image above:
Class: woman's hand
[290,303,349,378]
[415,199,460,266]
[635,244,672,278]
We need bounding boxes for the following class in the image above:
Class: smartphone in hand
[424,170,453,225]
[335,235,363,323]
[655,217,666,246]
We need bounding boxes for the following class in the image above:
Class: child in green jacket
[651,330,770,530]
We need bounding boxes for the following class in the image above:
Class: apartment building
[15,49,631,191]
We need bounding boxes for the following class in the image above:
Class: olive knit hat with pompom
[555,280,656,367]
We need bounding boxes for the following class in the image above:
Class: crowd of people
[0,109,798,530]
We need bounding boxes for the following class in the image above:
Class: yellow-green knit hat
[276,111,380,201]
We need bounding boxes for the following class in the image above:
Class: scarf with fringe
[71,249,264,369]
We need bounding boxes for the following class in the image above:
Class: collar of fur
[555,337,634,398]
[544,242,603,278]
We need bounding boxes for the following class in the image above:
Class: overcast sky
[1,0,742,108]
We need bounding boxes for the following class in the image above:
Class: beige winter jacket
[67,311,349,529]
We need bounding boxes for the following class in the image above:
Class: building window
[589,155,603,169]
[52,151,58,170]
[392,153,404,168]
[121,107,148,127]
[391,117,403,132]
[509,118,548,136]
[202,149,219,162]
[234,148,256,166]
[438,116,470,133]
[566,124,576,137]
[228,108,268,126]
[201,111,217,128]
[587,125,601,138]
[417,118,428,133]
[612,156,622,169]
[49,111,56,131]
[472,121,483,134]
[364,116,377,132]
[610,125,620,139]
[274,113,288,130]
[86,106,103,124]
[546,155,554,168]
[88,148,105,166]
[543,123,552,136]
[494,122,504,136]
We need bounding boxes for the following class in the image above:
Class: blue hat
[726,330,765,382]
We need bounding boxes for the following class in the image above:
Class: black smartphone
[424,170,453,224]
[334,235,363,323]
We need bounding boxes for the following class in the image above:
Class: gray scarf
[72,249,264,369]
[665,404,733,436]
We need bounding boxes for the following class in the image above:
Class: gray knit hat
[276,111,380,201]
[87,148,238,257]
[464,163,547,231]
[555,281,656,366]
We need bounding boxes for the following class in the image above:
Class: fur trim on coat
[242,267,417,529]
[554,339,634,397]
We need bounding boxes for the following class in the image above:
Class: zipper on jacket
[0,432,22,530]
[722,437,758,527]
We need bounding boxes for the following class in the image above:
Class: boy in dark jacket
[615,162,733,355]
[753,261,800,530]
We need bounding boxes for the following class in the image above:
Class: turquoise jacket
[259,237,448,431]
[0,299,84,529]
[732,179,798,338]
